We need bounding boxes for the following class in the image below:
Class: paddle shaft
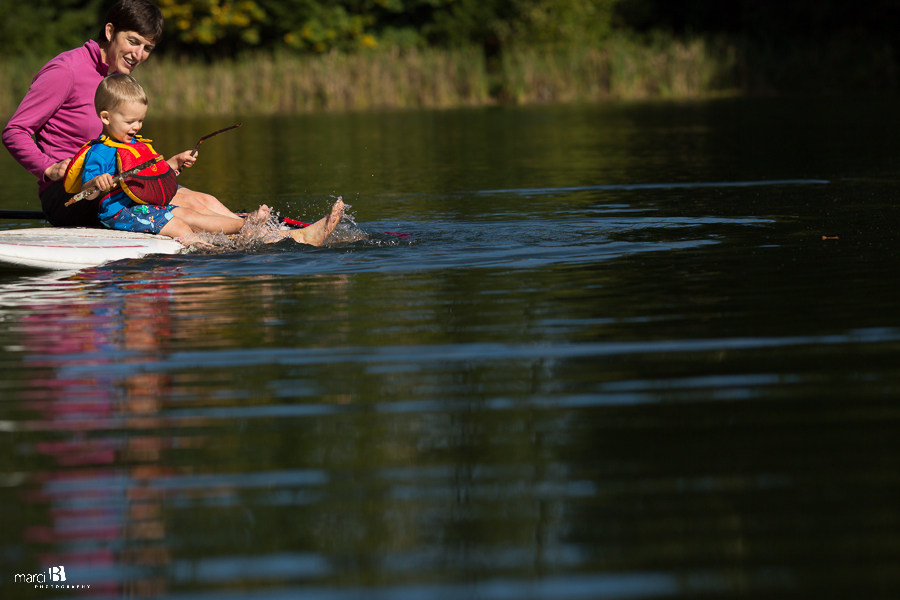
[0,210,46,220]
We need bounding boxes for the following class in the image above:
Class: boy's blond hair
[94,73,148,115]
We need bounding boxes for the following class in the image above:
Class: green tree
[254,0,447,53]
[156,0,266,54]
[425,0,620,52]
[251,0,621,54]
[512,0,619,45]
[0,0,102,58]
[0,0,623,59]
[257,0,376,52]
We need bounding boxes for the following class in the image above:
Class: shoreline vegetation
[1,33,897,118]
[0,37,735,118]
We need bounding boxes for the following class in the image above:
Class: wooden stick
[65,155,163,206]
[191,123,241,156]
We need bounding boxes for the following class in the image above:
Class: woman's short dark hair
[98,0,164,44]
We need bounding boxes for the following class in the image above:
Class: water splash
[187,200,368,253]
[326,205,368,245]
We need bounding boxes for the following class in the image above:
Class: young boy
[70,73,343,246]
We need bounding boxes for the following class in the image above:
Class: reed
[0,37,738,118]
[499,36,736,104]
[138,47,493,116]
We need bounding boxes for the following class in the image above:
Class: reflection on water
[2,98,900,598]
[3,270,187,596]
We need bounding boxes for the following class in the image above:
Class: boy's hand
[94,173,115,191]
[80,173,116,199]
[168,150,197,172]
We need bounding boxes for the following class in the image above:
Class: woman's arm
[1,63,74,182]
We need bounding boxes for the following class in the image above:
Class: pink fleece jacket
[2,40,108,194]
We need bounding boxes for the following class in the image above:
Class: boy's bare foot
[290,198,344,246]
[174,233,215,249]
[243,204,272,228]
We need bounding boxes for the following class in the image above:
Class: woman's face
[103,24,155,75]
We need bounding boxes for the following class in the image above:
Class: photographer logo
[14,566,91,589]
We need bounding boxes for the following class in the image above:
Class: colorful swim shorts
[103,205,174,235]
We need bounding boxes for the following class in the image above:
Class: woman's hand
[43,158,71,182]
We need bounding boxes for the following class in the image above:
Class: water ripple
[43,327,900,380]
[473,179,830,196]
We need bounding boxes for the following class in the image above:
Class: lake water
[1,97,899,599]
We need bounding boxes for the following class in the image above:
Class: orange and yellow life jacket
[63,135,178,206]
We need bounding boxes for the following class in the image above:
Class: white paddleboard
[0,227,184,270]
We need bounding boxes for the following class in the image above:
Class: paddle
[0,210,46,220]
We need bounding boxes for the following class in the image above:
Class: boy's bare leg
[171,188,239,218]
[169,199,343,247]
[242,198,344,246]
[289,198,344,246]
[170,206,245,235]
[172,188,269,224]
[159,216,210,247]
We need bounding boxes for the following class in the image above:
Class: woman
[2,0,245,228]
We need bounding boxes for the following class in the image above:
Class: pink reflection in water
[11,269,186,597]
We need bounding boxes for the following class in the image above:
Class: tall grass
[0,37,737,118]
[140,46,492,116]
[501,36,735,103]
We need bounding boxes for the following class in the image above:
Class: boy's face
[100,100,147,143]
